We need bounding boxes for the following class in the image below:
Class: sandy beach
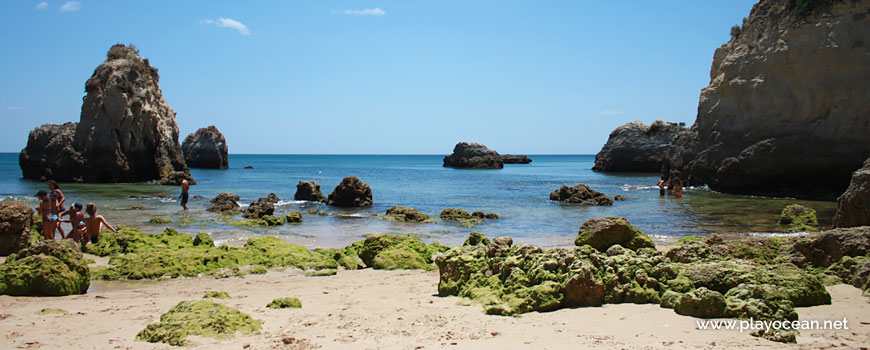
[1,260,867,350]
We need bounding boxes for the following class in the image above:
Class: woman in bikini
[47,180,66,211]
[83,203,117,245]
[673,178,684,198]
[48,190,66,239]
[35,190,53,240]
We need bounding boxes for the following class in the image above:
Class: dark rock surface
[443,142,504,169]
[593,120,688,173]
[833,158,870,228]
[0,202,36,256]
[243,193,280,219]
[181,126,228,169]
[549,183,613,206]
[207,193,241,214]
[294,180,326,202]
[327,176,373,207]
[18,44,193,185]
[502,154,532,164]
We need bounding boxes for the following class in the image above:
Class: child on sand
[49,190,66,239]
[60,202,86,243]
[83,203,117,245]
[35,190,53,240]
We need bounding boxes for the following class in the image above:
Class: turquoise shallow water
[0,153,836,248]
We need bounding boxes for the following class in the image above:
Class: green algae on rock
[202,291,230,299]
[674,287,726,318]
[148,216,173,224]
[346,234,449,270]
[381,205,432,223]
[463,232,491,246]
[36,307,69,315]
[779,204,819,232]
[192,232,214,247]
[136,300,260,346]
[267,297,302,309]
[305,269,337,276]
[283,211,303,223]
[574,216,654,251]
[0,239,90,296]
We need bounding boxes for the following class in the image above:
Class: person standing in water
[179,178,189,210]
[83,203,117,245]
[673,178,684,198]
[657,176,667,196]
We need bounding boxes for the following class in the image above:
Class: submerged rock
[575,217,654,251]
[207,192,241,213]
[136,300,260,346]
[0,240,89,296]
[593,120,689,173]
[443,142,504,169]
[833,158,870,228]
[0,201,39,256]
[502,154,532,164]
[181,126,228,169]
[549,183,613,206]
[778,204,819,232]
[382,206,431,223]
[294,180,326,202]
[327,175,373,207]
[20,44,194,185]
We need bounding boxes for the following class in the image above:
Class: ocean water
[0,153,836,248]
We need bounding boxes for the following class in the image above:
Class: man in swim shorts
[83,203,117,245]
[180,178,189,210]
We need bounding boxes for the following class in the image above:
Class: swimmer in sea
[83,203,117,245]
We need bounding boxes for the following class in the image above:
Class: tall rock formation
[596,0,870,199]
[592,120,689,173]
[19,44,194,185]
[182,126,229,169]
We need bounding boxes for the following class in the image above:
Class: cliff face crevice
[20,44,193,185]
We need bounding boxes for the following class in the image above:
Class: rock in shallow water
[181,126,229,169]
[502,154,532,164]
[549,183,613,206]
[778,204,819,232]
[294,180,327,202]
[327,175,373,207]
[443,142,504,169]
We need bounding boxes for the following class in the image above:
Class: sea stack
[443,142,504,169]
[18,44,193,185]
[182,126,229,169]
[327,175,373,207]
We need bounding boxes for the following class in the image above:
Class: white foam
[276,200,306,206]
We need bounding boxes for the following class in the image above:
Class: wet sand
[0,268,867,349]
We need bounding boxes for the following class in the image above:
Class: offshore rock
[327,175,373,207]
[502,154,532,164]
[243,193,279,219]
[181,126,228,169]
[19,44,193,185]
[443,142,504,169]
[207,192,241,214]
[833,158,870,227]
[294,180,327,202]
[549,183,614,206]
[593,120,689,172]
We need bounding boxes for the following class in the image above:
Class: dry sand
[1,266,868,350]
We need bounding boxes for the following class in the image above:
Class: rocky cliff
[19,44,193,185]
[667,0,870,199]
[592,120,689,172]
[182,126,229,169]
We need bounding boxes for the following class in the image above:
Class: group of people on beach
[657,176,683,197]
[34,180,118,245]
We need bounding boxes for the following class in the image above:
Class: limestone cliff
[19,44,193,184]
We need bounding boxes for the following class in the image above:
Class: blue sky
[0,0,757,154]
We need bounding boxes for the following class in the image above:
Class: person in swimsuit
[48,190,66,239]
[83,203,117,245]
[657,176,667,196]
[60,202,86,243]
[673,178,684,198]
[47,180,65,211]
[35,190,53,240]
[180,178,189,210]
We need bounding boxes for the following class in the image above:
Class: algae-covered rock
[788,226,870,268]
[660,290,682,309]
[463,232,491,246]
[305,269,337,276]
[438,208,484,227]
[348,234,447,270]
[136,300,260,346]
[0,239,90,296]
[779,204,819,232]
[267,297,302,309]
[574,216,654,251]
[36,307,69,315]
[724,283,797,321]
[193,233,214,247]
[84,227,193,257]
[207,192,241,214]
[666,234,787,264]
[203,291,230,299]
[674,287,726,318]
[148,216,173,224]
[383,206,431,223]
[283,211,303,223]
[243,195,278,219]
[549,183,614,206]
[825,255,870,293]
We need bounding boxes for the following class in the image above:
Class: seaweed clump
[0,240,90,296]
[135,300,260,346]
[778,204,819,232]
[267,297,302,309]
